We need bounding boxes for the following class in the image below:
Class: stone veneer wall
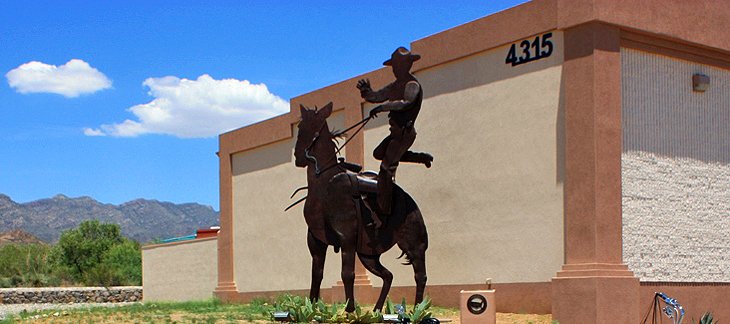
[0,287,142,304]
[622,151,730,282]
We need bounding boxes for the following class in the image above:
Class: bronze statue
[356,47,433,227]
[293,102,428,313]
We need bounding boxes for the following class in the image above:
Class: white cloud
[6,59,112,97]
[82,128,106,137]
[85,74,289,138]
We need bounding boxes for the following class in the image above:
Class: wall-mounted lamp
[272,311,291,322]
[693,73,710,92]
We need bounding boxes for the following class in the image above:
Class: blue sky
[0,1,527,210]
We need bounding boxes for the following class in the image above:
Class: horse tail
[397,250,413,266]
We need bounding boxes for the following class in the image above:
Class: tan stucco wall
[363,32,565,286]
[232,112,345,292]
[142,238,218,301]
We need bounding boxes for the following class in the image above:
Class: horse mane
[330,128,346,144]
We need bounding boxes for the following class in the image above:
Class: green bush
[0,220,142,287]
[82,240,141,286]
[52,220,124,282]
[0,243,58,287]
[52,220,141,286]
[101,240,142,285]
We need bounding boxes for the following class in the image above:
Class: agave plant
[698,312,717,324]
[345,304,383,324]
[408,297,433,324]
[273,294,316,323]
[382,296,434,324]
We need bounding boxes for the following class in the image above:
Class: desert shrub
[0,243,58,287]
[51,220,141,286]
[83,240,141,286]
[101,240,142,285]
[0,221,141,287]
[52,220,124,282]
[50,220,141,286]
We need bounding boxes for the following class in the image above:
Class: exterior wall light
[693,73,710,92]
[272,311,291,322]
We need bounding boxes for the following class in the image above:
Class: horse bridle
[303,115,372,177]
[303,121,332,176]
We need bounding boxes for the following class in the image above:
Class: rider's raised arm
[358,79,391,103]
[374,81,419,112]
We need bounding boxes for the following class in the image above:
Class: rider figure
[356,47,433,228]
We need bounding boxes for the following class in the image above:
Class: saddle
[339,161,386,229]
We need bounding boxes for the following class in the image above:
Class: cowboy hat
[383,47,421,66]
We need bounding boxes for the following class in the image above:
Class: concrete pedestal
[460,290,496,324]
[552,265,640,324]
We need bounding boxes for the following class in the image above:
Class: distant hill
[0,229,45,245]
[0,194,219,243]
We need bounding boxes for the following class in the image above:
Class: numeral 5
[541,32,553,57]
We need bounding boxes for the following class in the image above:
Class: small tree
[52,220,124,283]
[94,240,142,286]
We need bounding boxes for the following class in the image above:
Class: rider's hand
[357,79,372,94]
[369,106,382,118]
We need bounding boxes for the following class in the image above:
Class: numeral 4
[505,44,518,66]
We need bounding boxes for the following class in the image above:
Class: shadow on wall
[231,138,295,176]
[231,111,346,176]
[622,48,730,165]
[556,74,565,184]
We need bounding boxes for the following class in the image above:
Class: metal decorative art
[290,47,431,313]
[641,292,685,324]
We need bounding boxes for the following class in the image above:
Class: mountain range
[0,194,219,243]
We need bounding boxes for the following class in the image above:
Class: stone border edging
[0,286,142,304]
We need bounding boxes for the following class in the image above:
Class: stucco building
[213,0,730,322]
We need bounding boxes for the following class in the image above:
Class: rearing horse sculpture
[293,102,428,312]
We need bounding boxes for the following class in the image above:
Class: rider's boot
[400,151,434,168]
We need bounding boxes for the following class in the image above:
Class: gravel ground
[0,302,139,320]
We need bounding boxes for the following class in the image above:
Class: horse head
[294,102,333,168]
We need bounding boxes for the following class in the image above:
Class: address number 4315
[505,32,553,66]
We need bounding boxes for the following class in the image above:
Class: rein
[287,116,372,212]
[333,115,372,155]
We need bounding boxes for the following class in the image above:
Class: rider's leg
[394,125,431,166]
[400,151,433,167]
[376,135,412,217]
[376,163,394,215]
[372,136,392,161]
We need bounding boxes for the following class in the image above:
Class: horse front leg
[307,231,327,302]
